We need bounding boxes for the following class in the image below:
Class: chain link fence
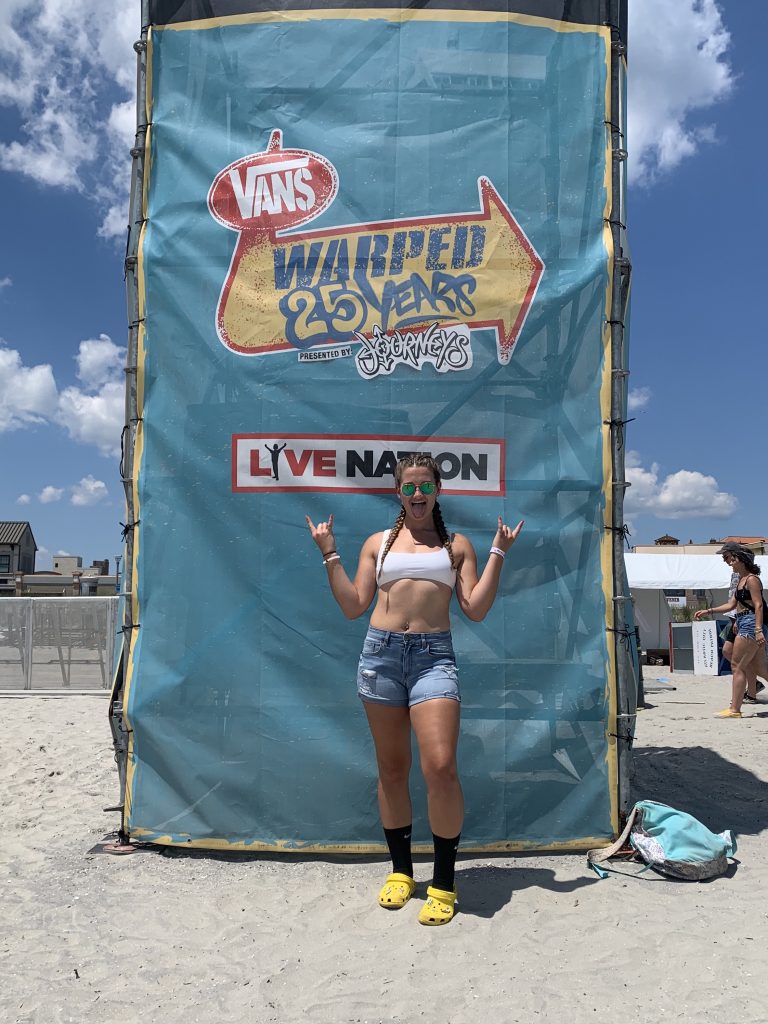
[0,598,119,691]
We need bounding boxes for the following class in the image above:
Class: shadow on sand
[631,736,768,836]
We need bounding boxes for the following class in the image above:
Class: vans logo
[208,129,338,234]
[232,434,505,495]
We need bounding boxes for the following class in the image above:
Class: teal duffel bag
[588,800,736,880]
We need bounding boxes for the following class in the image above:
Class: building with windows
[0,522,37,596]
[633,534,768,556]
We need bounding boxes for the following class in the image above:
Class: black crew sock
[384,824,413,878]
[431,832,461,892]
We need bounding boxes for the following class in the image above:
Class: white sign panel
[692,621,718,676]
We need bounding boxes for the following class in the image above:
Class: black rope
[604,119,625,139]
[128,318,145,330]
[603,417,635,449]
[119,425,130,480]
[604,217,627,230]
[607,626,634,647]
[120,520,140,541]
[605,523,632,548]
[606,318,625,327]
[120,623,141,634]
[609,730,635,747]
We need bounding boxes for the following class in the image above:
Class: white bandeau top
[376,530,457,590]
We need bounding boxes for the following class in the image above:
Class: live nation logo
[232,434,505,495]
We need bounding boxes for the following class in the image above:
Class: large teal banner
[124,2,622,851]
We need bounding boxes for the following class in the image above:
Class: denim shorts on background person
[735,612,768,642]
[356,627,460,707]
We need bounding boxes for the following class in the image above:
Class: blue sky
[0,1,762,569]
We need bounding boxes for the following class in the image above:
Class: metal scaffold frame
[606,0,636,818]
[109,0,150,839]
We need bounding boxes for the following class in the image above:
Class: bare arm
[694,596,737,620]
[455,517,524,622]
[748,575,765,641]
[306,514,379,619]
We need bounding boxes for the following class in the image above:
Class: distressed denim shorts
[735,612,768,642]
[356,627,460,707]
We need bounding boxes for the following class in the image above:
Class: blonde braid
[432,500,457,571]
[377,507,406,581]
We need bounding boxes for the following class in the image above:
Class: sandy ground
[1,666,767,1024]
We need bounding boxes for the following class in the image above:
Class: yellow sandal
[418,886,457,926]
[378,872,416,909]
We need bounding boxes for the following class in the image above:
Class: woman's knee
[421,754,459,790]
[377,755,411,788]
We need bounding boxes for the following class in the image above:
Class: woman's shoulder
[362,530,387,551]
[450,532,474,553]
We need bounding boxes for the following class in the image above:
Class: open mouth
[410,499,428,517]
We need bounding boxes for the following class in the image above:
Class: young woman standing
[306,453,523,924]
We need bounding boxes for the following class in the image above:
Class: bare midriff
[369,578,453,633]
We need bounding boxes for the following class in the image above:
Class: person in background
[695,546,767,717]
[715,543,765,703]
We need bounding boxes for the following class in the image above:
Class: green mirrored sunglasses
[400,481,436,497]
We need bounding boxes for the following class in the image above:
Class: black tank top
[735,574,768,614]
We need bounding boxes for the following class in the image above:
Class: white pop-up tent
[624,554,768,651]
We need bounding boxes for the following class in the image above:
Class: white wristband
[490,546,505,560]
[323,554,341,565]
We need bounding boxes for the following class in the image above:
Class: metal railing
[0,597,119,690]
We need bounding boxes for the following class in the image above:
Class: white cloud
[0,1,137,235]
[0,276,12,290]
[1,335,124,456]
[70,475,108,506]
[0,344,58,431]
[625,451,737,520]
[0,79,98,189]
[629,1,734,183]
[16,493,31,505]
[55,549,71,556]
[627,387,651,412]
[57,335,125,456]
[57,380,124,457]
[75,334,125,389]
[38,485,64,503]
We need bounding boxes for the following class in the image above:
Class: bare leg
[364,704,412,828]
[729,636,759,713]
[745,661,759,699]
[724,637,759,699]
[410,698,463,837]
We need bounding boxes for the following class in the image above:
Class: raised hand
[305,513,336,556]
[493,516,524,553]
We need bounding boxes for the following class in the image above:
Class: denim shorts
[357,627,460,707]
[735,612,768,642]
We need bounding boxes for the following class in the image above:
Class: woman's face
[397,465,440,523]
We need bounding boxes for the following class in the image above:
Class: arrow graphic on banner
[209,134,544,365]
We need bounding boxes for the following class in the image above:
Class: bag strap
[587,805,640,878]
